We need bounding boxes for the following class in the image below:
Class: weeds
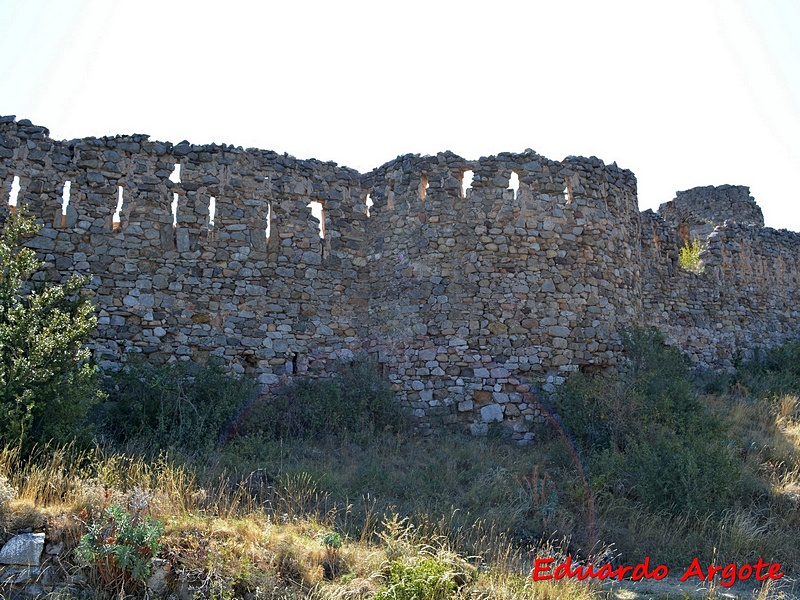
[96,359,256,453]
[241,354,406,440]
[0,336,798,598]
[76,504,164,597]
[679,237,705,272]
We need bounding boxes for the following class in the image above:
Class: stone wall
[2,116,799,439]
[657,184,764,242]
[641,204,800,369]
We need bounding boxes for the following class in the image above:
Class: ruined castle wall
[640,208,800,369]
[361,151,642,437]
[3,116,800,440]
[658,184,764,243]
[0,117,370,385]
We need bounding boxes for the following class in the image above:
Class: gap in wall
[509,172,520,199]
[266,201,272,242]
[8,175,20,212]
[387,178,395,210]
[461,169,474,198]
[172,193,179,227]
[307,200,325,238]
[113,186,124,230]
[60,181,71,227]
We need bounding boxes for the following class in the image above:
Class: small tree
[0,211,99,448]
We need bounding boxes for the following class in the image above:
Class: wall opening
[563,177,573,204]
[113,186,124,231]
[208,196,216,228]
[169,163,181,184]
[308,200,325,238]
[509,171,520,199]
[365,193,373,217]
[266,201,272,243]
[171,193,179,227]
[460,169,474,198]
[8,175,20,213]
[419,174,429,200]
[387,178,395,210]
[60,181,71,227]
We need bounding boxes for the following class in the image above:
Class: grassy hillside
[0,338,798,599]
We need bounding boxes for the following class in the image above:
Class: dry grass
[0,385,798,598]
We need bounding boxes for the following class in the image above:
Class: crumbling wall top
[657,184,764,243]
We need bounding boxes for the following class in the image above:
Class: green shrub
[679,237,704,272]
[254,355,405,439]
[375,554,472,600]
[555,327,738,514]
[76,504,163,596]
[0,211,100,449]
[98,359,256,453]
[735,341,800,397]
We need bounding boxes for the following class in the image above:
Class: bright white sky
[1,0,798,230]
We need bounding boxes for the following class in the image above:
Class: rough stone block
[0,533,45,566]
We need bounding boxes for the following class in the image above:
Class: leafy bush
[0,211,100,449]
[98,359,256,453]
[735,341,800,397]
[555,327,738,514]
[679,237,704,272]
[375,554,472,600]
[253,355,405,439]
[76,504,163,596]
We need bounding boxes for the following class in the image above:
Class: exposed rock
[0,533,45,566]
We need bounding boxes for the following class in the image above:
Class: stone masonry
[1,116,798,440]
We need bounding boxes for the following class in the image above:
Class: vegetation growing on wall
[678,237,705,272]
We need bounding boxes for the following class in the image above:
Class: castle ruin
[2,116,798,441]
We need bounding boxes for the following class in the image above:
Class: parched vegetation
[0,213,798,598]
[1,335,798,599]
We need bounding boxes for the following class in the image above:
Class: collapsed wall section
[640,204,800,369]
[658,184,764,242]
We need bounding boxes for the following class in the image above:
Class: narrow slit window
[387,178,395,210]
[266,201,272,242]
[8,175,20,212]
[61,181,71,226]
[365,193,373,217]
[419,174,429,200]
[113,186,124,230]
[461,169,474,198]
[509,171,520,199]
[208,196,216,227]
[563,179,573,204]
[169,163,181,183]
[308,200,325,238]
[172,193,179,227]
